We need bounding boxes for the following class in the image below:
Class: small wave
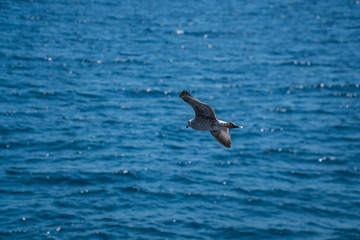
[283,83,360,93]
[280,170,322,180]
[120,88,175,97]
[269,107,294,113]
[116,186,174,199]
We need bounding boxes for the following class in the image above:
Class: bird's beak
[186,124,189,128]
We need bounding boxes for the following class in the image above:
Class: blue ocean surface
[1,0,360,239]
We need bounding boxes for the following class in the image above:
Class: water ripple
[1,0,359,239]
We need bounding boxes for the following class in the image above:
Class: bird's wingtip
[179,90,190,98]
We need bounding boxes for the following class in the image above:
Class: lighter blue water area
[1,1,360,239]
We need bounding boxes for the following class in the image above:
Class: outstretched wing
[210,129,231,148]
[179,90,216,119]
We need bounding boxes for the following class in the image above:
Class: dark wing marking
[210,129,231,148]
[179,90,216,119]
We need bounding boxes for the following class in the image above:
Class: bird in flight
[180,90,242,148]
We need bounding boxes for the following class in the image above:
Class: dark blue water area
[1,0,360,239]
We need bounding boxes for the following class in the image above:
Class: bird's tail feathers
[224,122,243,129]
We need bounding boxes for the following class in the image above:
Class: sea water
[1,0,360,239]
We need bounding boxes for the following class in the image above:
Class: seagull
[180,90,242,148]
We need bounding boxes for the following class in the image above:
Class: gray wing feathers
[179,90,216,119]
[210,129,231,148]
